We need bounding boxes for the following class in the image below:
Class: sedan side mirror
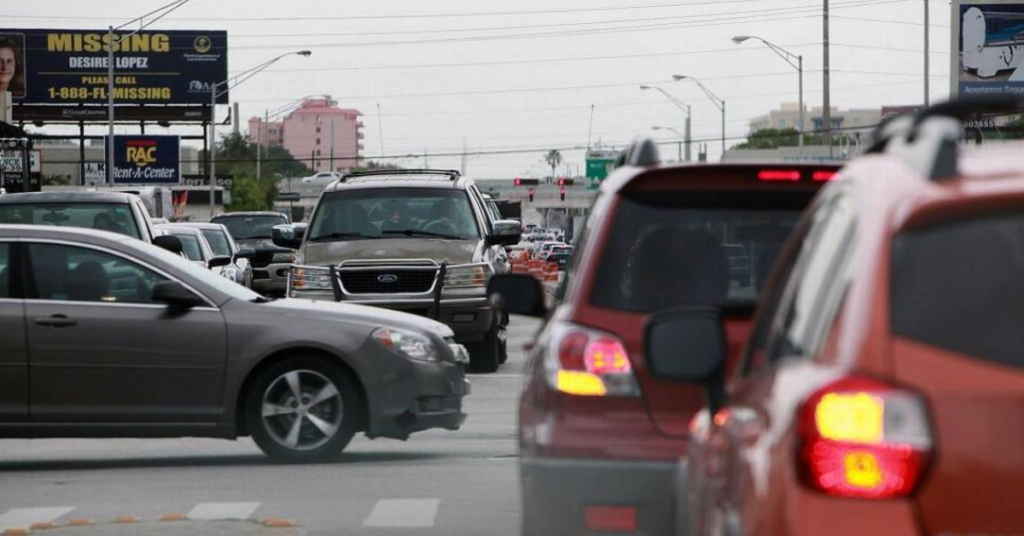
[153,234,183,255]
[207,255,233,269]
[151,280,205,309]
[645,307,728,414]
[234,248,256,261]
[486,274,547,317]
[271,224,303,250]
[487,220,522,247]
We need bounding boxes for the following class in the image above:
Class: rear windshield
[590,191,813,314]
[0,202,141,239]
[892,212,1024,370]
[201,229,232,257]
[212,214,287,240]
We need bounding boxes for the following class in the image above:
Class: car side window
[0,243,11,299]
[26,243,169,305]
[740,188,856,376]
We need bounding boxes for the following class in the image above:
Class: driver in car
[423,198,462,237]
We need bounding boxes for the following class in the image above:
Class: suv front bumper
[251,261,291,295]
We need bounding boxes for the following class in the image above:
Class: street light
[673,74,725,155]
[106,0,195,186]
[732,35,804,159]
[209,50,311,218]
[640,85,692,161]
[652,126,685,162]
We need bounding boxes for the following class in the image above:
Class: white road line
[471,374,522,378]
[186,502,261,520]
[361,499,441,528]
[0,507,76,530]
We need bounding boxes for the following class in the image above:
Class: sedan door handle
[34,315,78,327]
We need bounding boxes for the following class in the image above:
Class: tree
[544,149,562,183]
[211,132,310,212]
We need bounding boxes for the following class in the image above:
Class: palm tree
[544,149,562,184]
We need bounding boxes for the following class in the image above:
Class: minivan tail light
[546,322,639,397]
[797,376,932,499]
[757,170,802,181]
[812,170,839,181]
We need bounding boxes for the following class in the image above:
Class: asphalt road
[0,316,544,536]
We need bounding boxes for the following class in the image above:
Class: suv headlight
[443,263,491,295]
[372,327,440,362]
[221,266,239,281]
[290,265,333,292]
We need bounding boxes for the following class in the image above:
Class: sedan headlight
[372,327,440,362]
[290,265,334,292]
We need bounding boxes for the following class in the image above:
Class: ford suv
[275,169,521,373]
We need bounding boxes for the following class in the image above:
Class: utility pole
[460,138,468,174]
[329,118,335,172]
[257,109,267,181]
[107,26,115,186]
[823,0,833,155]
[587,104,595,148]
[924,0,930,106]
[376,102,384,165]
[685,105,692,162]
[424,148,429,167]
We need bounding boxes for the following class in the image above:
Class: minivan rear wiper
[383,229,462,240]
[308,231,379,242]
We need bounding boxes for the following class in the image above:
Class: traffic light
[514,177,539,186]
[528,187,535,202]
[557,178,574,186]
[560,187,566,201]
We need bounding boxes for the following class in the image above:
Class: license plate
[448,343,470,364]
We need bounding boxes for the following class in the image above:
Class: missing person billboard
[0,29,227,105]
[952,1,1024,97]
[107,135,181,185]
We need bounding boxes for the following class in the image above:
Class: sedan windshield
[177,234,203,261]
[0,202,141,239]
[213,215,287,240]
[201,229,232,257]
[309,188,481,241]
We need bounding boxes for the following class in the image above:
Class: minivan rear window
[590,191,813,314]
[891,212,1024,370]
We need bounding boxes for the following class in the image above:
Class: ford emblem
[377,274,399,283]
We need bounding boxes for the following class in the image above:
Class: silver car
[0,224,470,462]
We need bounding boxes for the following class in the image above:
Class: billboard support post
[925,0,930,106]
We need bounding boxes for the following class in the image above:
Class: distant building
[248,96,363,173]
[748,103,882,139]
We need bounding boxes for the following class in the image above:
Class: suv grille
[340,269,437,294]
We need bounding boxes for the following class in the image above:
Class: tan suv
[274,169,520,373]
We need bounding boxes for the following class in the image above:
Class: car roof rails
[868,95,1024,181]
[617,137,660,168]
[339,169,462,182]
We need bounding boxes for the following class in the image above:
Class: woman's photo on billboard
[0,34,26,97]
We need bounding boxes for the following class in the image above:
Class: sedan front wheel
[246,358,361,462]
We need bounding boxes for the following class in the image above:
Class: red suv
[489,141,839,535]
[644,99,1024,536]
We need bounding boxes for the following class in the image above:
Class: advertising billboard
[107,135,180,185]
[0,29,227,105]
[952,1,1024,97]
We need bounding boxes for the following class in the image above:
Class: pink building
[248,97,363,173]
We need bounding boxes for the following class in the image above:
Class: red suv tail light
[797,376,932,499]
[545,322,640,397]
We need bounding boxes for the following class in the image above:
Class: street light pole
[673,75,725,155]
[639,85,692,161]
[732,36,804,159]
[208,50,312,219]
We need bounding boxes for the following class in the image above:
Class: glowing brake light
[797,376,932,499]
[547,323,639,397]
[812,170,839,181]
[757,169,801,181]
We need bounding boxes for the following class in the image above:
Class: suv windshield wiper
[383,229,463,240]
[308,231,379,242]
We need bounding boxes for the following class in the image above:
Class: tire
[497,313,510,365]
[246,356,361,462]
[468,322,501,373]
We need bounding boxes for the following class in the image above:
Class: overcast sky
[9,0,952,177]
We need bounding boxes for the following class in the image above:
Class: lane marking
[362,499,440,528]
[0,507,76,531]
[470,374,522,378]
[186,502,261,520]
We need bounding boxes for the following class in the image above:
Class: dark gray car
[0,225,470,462]
[210,211,295,297]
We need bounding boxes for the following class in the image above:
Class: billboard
[952,1,1024,97]
[0,29,227,105]
[107,135,180,185]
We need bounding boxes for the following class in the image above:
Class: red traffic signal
[515,177,540,186]
[560,187,566,201]
[557,178,575,186]
[528,187,535,202]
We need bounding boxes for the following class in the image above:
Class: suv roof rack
[869,96,1024,182]
[339,169,462,182]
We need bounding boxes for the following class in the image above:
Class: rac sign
[109,135,180,184]
[126,140,158,167]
